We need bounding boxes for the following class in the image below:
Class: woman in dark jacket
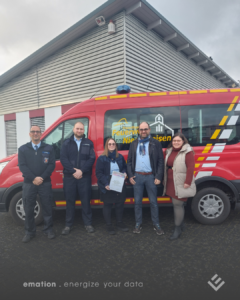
[96,138,128,235]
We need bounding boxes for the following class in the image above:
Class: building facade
[0,0,237,159]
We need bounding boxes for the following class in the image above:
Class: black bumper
[0,188,8,212]
[230,180,240,202]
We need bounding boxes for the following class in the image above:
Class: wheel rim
[16,198,40,221]
[198,194,224,219]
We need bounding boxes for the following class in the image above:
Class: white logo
[208,274,225,291]
[149,114,174,135]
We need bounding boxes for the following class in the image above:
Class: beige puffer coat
[163,143,196,199]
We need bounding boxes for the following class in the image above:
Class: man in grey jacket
[127,122,164,235]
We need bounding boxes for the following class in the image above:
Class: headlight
[0,161,10,175]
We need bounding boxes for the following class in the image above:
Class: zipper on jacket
[77,145,80,169]
[77,138,83,169]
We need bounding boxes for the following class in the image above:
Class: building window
[30,117,45,133]
[5,120,17,156]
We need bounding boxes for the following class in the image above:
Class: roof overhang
[0,0,237,87]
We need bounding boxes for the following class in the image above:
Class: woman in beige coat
[163,133,196,240]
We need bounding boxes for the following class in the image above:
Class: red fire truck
[0,87,240,226]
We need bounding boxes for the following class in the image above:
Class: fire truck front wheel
[191,187,231,225]
[9,191,43,226]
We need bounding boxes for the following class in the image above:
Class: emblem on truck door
[112,115,174,144]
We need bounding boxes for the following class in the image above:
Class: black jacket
[127,137,164,181]
[60,134,95,177]
[18,142,55,183]
[95,154,127,193]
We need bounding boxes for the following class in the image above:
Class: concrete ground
[1,205,240,300]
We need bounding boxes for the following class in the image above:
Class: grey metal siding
[125,14,226,92]
[30,117,45,133]
[0,12,125,115]
[0,10,231,117]
[37,12,125,107]
[0,69,38,115]
[5,120,17,156]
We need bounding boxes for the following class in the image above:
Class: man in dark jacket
[60,121,95,235]
[18,125,55,243]
[127,122,164,235]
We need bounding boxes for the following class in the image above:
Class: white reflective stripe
[202,163,216,168]
[206,156,220,161]
[227,115,239,126]
[195,171,213,179]
[235,104,240,111]
[219,129,232,139]
[211,143,226,153]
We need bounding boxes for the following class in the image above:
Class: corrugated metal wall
[37,12,125,108]
[0,11,229,117]
[5,120,17,156]
[0,12,125,115]
[30,117,45,133]
[0,68,38,115]
[125,14,226,92]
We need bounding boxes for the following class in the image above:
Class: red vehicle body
[1,88,240,225]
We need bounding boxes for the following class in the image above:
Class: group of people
[18,121,196,243]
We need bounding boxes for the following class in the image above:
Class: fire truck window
[42,118,88,160]
[42,124,63,160]
[104,107,180,150]
[181,104,240,146]
[63,118,89,141]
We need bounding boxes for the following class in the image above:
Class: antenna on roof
[89,78,114,99]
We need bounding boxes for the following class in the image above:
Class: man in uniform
[127,121,164,235]
[60,121,95,235]
[18,125,55,243]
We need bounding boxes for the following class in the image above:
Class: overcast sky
[0,0,239,83]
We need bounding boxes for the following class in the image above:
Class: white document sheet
[109,171,125,192]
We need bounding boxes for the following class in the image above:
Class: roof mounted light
[108,20,115,34]
[116,85,131,94]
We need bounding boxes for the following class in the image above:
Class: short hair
[74,121,84,128]
[30,125,41,132]
[139,121,150,128]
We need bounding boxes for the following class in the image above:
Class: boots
[171,222,185,232]
[180,221,185,232]
[169,226,182,241]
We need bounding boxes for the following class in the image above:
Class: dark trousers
[102,202,125,225]
[22,182,53,235]
[63,176,92,227]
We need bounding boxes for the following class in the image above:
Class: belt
[135,172,152,175]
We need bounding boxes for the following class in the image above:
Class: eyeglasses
[108,143,116,146]
[139,128,149,131]
[30,131,41,134]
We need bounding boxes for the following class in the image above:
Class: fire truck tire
[191,187,230,225]
[9,191,43,226]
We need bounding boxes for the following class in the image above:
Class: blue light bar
[116,85,131,94]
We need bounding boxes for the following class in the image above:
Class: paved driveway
[1,206,240,300]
